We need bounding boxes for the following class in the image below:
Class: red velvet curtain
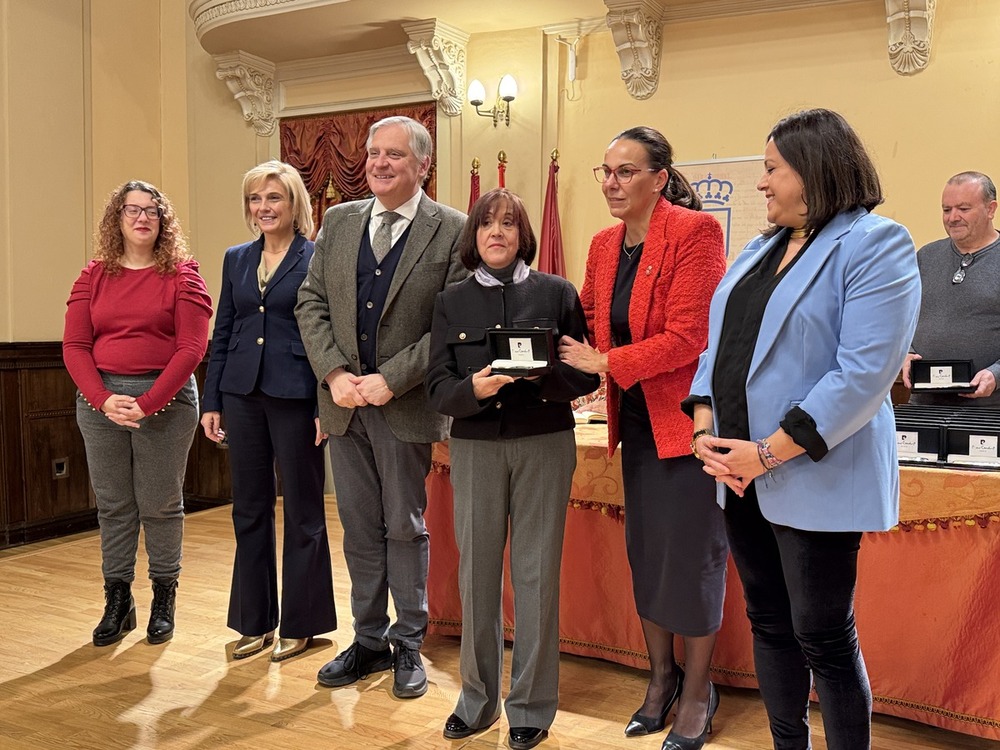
[279,102,438,238]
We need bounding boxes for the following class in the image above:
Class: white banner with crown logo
[677,155,766,263]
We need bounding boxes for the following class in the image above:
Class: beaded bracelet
[756,437,783,482]
[756,437,783,469]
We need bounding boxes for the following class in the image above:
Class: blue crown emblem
[692,174,734,205]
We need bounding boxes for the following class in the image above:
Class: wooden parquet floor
[0,500,993,750]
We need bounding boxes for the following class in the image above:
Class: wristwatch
[690,428,715,460]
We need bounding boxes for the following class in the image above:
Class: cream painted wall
[90,1,161,205]
[181,11,259,317]
[5,1,999,340]
[1,0,88,341]
[462,29,548,233]
[0,1,255,342]
[554,1,1000,287]
[0,1,11,341]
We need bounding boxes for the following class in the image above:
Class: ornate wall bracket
[604,0,665,100]
[402,19,469,118]
[886,0,936,76]
[214,50,276,136]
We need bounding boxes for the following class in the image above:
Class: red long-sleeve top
[63,259,213,416]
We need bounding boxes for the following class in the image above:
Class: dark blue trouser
[223,391,336,639]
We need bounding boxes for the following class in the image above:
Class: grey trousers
[76,373,198,582]
[327,406,431,651]
[450,429,576,730]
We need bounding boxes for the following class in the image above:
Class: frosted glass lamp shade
[468,79,486,106]
[498,74,518,102]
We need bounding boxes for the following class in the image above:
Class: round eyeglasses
[122,204,162,220]
[593,166,659,184]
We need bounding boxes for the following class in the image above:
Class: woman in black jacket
[426,189,598,750]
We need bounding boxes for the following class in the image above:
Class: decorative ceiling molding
[214,50,277,137]
[190,0,328,39]
[886,0,935,76]
[660,0,859,22]
[277,46,414,82]
[402,19,469,118]
[541,18,608,38]
[604,0,665,100]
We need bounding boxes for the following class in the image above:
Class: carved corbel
[402,20,470,118]
[604,0,665,100]
[214,51,276,136]
[886,0,936,76]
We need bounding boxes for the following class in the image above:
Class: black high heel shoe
[624,669,685,737]
[660,682,719,750]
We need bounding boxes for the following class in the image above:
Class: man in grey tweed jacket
[296,116,466,697]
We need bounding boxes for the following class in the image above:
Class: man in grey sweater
[904,171,1000,405]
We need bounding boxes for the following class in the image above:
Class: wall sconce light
[468,74,517,127]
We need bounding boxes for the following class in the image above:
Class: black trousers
[223,391,336,638]
[724,484,871,750]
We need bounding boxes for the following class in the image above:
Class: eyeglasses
[952,254,974,284]
[122,204,162,220]
[593,166,659,184]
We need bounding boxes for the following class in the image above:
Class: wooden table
[425,424,1000,740]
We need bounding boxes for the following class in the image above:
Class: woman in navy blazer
[201,160,336,662]
[684,110,920,750]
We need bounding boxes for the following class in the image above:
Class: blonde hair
[94,180,190,276]
[242,160,314,237]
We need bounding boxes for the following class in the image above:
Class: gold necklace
[789,227,809,240]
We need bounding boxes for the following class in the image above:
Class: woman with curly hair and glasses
[64,180,213,647]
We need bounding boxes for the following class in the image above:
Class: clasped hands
[327,368,394,408]
[694,434,768,497]
[101,395,145,428]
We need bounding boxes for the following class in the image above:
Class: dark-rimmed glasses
[593,166,659,184]
[122,204,162,220]
[952,254,974,284]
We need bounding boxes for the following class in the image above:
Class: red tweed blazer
[581,197,726,459]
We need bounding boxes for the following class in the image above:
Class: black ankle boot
[93,579,136,646]
[147,577,177,644]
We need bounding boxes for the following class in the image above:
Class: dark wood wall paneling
[0,343,232,549]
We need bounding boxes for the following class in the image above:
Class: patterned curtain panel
[280,102,438,239]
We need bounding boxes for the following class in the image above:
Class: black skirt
[620,389,728,636]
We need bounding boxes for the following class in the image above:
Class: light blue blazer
[690,208,920,532]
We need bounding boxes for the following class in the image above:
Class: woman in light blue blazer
[682,109,920,750]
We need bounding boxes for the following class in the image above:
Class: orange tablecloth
[425,425,1000,739]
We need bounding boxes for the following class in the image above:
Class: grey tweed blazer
[295,193,467,443]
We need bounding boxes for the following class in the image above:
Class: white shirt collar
[372,190,422,223]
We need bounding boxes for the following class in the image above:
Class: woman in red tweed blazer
[559,127,727,750]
